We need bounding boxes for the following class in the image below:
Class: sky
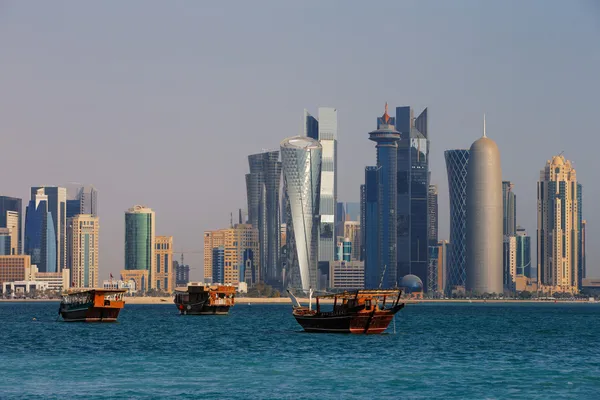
[1,0,599,281]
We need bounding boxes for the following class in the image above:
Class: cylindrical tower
[466,119,503,294]
[280,136,322,292]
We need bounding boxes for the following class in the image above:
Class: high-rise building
[537,154,579,293]
[155,236,173,292]
[577,183,585,288]
[174,260,190,287]
[444,149,470,293]
[66,185,98,218]
[466,118,503,295]
[428,185,438,246]
[281,136,322,292]
[29,187,67,272]
[245,151,281,286]
[392,106,429,292]
[502,181,517,236]
[437,240,449,294]
[516,226,531,278]
[205,224,259,286]
[365,104,400,289]
[503,236,517,292]
[24,189,57,273]
[303,109,319,140]
[124,205,155,291]
[69,214,99,289]
[363,168,380,287]
[0,229,11,255]
[343,221,361,261]
[0,196,22,254]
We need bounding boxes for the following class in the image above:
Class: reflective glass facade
[0,231,11,255]
[502,181,517,236]
[125,206,155,287]
[316,108,337,265]
[577,183,584,287]
[281,136,322,291]
[444,149,470,293]
[428,185,438,247]
[30,187,67,272]
[363,167,381,288]
[516,227,531,277]
[246,151,282,285]
[0,196,22,254]
[212,246,224,284]
[395,107,429,292]
[24,192,57,273]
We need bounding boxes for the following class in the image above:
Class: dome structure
[400,274,423,293]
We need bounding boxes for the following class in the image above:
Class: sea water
[1,302,599,399]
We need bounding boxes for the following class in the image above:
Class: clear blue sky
[1,0,599,280]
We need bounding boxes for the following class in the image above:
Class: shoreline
[1,297,596,305]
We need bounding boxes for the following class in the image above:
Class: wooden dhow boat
[174,283,235,315]
[288,289,404,334]
[59,289,127,322]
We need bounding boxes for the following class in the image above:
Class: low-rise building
[0,255,31,292]
[329,261,365,290]
[2,280,49,294]
[103,279,137,295]
[120,269,149,292]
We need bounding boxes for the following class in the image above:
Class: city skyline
[1,2,598,281]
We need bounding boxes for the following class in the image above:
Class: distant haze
[1,1,599,280]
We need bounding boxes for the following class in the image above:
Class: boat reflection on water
[287,289,404,334]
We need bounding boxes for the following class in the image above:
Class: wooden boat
[288,289,404,334]
[174,283,235,315]
[59,289,126,322]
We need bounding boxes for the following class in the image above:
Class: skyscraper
[343,221,361,261]
[466,118,503,295]
[503,236,517,291]
[5,211,19,256]
[66,185,98,218]
[363,167,381,288]
[0,229,11,255]
[577,183,585,288]
[69,214,99,288]
[444,149,470,293]
[155,236,174,292]
[204,230,225,282]
[428,185,438,246]
[0,196,22,254]
[366,104,400,288]
[537,155,579,293]
[281,136,322,292]
[393,106,429,291]
[516,226,531,278]
[24,189,57,273]
[246,151,282,286]
[30,187,67,272]
[502,181,517,236]
[124,205,155,290]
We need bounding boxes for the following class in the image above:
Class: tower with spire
[364,104,401,288]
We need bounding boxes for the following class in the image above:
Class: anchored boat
[288,289,404,334]
[59,289,127,322]
[174,283,235,315]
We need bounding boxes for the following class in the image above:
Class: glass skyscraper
[0,196,22,254]
[246,151,282,286]
[516,226,531,278]
[502,181,516,236]
[30,186,67,272]
[66,185,98,218]
[363,166,381,288]
[366,104,400,289]
[281,136,322,292]
[24,189,57,273]
[125,205,156,287]
[577,182,584,288]
[392,106,429,292]
[444,149,470,293]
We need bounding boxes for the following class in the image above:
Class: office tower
[66,185,98,218]
[205,224,259,285]
[69,214,99,288]
[363,168,380,287]
[581,220,586,281]
[503,236,517,292]
[303,109,319,140]
[30,187,67,272]
[154,236,173,292]
[427,246,439,293]
[0,196,22,254]
[393,106,429,292]
[24,189,57,273]
[466,118,503,295]
[281,136,322,292]
[335,202,345,237]
[437,240,449,294]
[343,221,361,261]
[516,226,531,278]
[428,185,438,246]
[577,183,585,288]
[174,260,190,287]
[444,149,470,293]
[124,205,156,290]
[204,230,225,282]
[0,229,11,255]
[246,151,282,286]
[329,260,365,290]
[537,154,579,293]
[502,181,517,236]
[366,104,400,288]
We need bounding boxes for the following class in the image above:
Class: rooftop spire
[483,114,487,138]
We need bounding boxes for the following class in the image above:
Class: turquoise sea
[1,302,600,399]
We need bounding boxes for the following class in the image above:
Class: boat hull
[177,304,231,315]
[60,306,122,322]
[293,305,404,334]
